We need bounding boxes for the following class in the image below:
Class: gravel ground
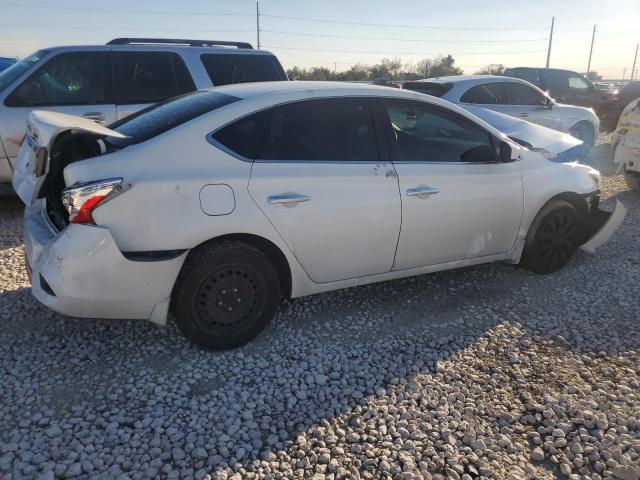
[0,143,639,480]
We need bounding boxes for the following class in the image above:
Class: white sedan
[14,82,624,349]
[403,75,600,157]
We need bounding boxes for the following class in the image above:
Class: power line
[265,45,548,56]
[0,2,253,16]
[261,14,548,31]
[261,29,548,43]
[0,23,253,33]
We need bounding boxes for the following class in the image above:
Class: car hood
[465,106,582,154]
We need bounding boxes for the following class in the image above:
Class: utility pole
[623,68,627,80]
[256,2,261,50]
[632,43,638,80]
[586,24,596,74]
[545,17,554,68]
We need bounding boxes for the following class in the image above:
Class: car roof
[410,75,524,84]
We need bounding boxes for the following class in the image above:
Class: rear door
[503,82,561,130]
[248,97,402,284]
[111,50,196,120]
[458,82,516,117]
[2,49,115,167]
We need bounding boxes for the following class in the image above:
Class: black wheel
[173,241,281,350]
[624,170,640,190]
[521,200,584,274]
[569,122,595,159]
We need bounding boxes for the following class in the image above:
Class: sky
[0,0,638,79]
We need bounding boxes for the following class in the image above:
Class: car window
[0,50,48,94]
[403,82,453,98]
[211,109,272,159]
[113,51,195,104]
[383,100,495,163]
[106,90,238,148]
[257,98,378,161]
[568,75,590,91]
[5,51,106,107]
[505,83,546,106]
[200,54,284,86]
[460,83,507,104]
[544,70,570,92]
[507,68,540,86]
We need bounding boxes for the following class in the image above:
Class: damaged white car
[14,82,625,349]
[609,96,640,190]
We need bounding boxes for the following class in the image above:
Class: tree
[413,55,463,79]
[474,64,508,75]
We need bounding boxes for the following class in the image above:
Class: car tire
[521,199,584,274]
[173,241,281,350]
[624,170,640,190]
[569,122,595,159]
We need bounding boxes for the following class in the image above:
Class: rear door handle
[407,186,439,197]
[518,113,530,117]
[82,112,105,123]
[267,194,311,205]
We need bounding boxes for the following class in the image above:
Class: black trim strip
[122,249,187,262]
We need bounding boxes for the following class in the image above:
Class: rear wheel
[569,122,595,159]
[521,200,583,274]
[174,241,281,350]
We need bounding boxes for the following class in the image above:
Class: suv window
[107,90,238,148]
[383,100,494,163]
[5,51,107,107]
[0,50,48,94]
[505,68,541,86]
[113,51,195,104]
[568,74,590,91]
[201,54,285,86]
[505,82,547,106]
[460,83,507,104]
[211,109,272,159]
[258,98,378,161]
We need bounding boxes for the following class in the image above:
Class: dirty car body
[14,82,625,349]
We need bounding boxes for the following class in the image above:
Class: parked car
[503,67,612,115]
[403,75,600,157]
[14,82,623,349]
[0,57,17,72]
[600,81,640,132]
[0,38,287,185]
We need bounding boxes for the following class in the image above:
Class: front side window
[258,98,379,161]
[201,54,285,86]
[113,51,195,104]
[460,83,507,104]
[568,75,590,91]
[505,83,547,106]
[6,51,106,107]
[383,100,495,163]
[0,50,48,94]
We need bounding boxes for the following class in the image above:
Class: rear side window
[258,98,379,161]
[113,51,195,104]
[211,109,272,159]
[6,51,107,107]
[403,82,452,97]
[200,54,285,86]
[107,91,238,148]
[460,83,507,104]
[505,83,547,106]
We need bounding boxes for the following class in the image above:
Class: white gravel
[1,143,639,480]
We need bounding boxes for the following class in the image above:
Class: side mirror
[544,97,554,110]
[15,81,43,104]
[498,141,513,162]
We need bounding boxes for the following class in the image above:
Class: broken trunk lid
[11,110,126,205]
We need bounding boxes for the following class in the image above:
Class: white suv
[0,38,286,183]
[14,82,624,350]
[404,76,600,157]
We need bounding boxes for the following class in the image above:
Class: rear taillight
[61,178,124,224]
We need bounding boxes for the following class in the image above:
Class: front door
[249,97,402,284]
[378,99,524,270]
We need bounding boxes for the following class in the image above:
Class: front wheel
[173,241,281,350]
[521,200,584,274]
[625,170,640,190]
[569,122,595,159]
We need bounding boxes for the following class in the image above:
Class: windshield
[0,50,48,94]
[107,90,239,148]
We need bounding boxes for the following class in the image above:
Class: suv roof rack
[107,38,253,49]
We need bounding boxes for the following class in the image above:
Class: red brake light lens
[61,179,124,224]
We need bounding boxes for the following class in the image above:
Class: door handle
[267,194,310,205]
[82,112,105,123]
[406,186,439,197]
[518,113,529,117]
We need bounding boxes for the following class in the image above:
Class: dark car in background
[504,67,612,118]
[599,81,640,132]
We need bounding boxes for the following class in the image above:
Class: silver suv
[0,38,286,183]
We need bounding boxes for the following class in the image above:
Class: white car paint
[405,75,599,145]
[14,82,623,328]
